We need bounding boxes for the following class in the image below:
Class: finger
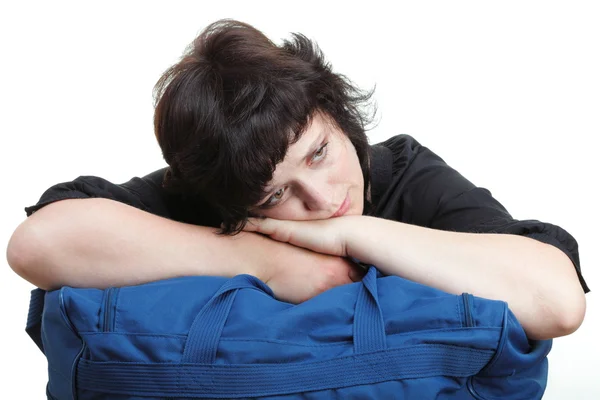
[244,218,282,239]
[244,218,271,233]
[242,218,260,232]
[246,218,316,249]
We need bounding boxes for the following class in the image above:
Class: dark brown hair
[153,19,375,234]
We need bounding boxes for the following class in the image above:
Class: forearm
[347,216,586,340]
[7,198,270,290]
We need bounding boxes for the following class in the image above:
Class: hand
[243,216,358,258]
[266,248,365,303]
[246,233,365,303]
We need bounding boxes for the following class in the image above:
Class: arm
[7,172,359,302]
[7,198,358,301]
[345,216,586,340]
[7,197,270,290]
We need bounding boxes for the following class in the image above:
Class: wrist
[339,215,367,254]
[229,231,279,281]
[342,215,380,263]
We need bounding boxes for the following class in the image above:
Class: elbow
[534,265,587,339]
[553,287,586,337]
[531,243,587,339]
[6,220,53,290]
[7,222,32,276]
[549,251,587,337]
[526,288,585,341]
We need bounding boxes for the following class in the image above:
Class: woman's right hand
[251,237,365,304]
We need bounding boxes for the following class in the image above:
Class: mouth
[332,193,350,218]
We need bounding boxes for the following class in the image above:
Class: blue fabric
[28,266,552,399]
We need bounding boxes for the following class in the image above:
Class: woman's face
[252,113,365,221]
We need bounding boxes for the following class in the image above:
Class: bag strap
[78,344,493,398]
[183,267,386,364]
[182,274,272,363]
[354,266,386,353]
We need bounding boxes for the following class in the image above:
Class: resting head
[153,19,375,234]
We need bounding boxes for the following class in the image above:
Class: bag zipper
[462,293,474,327]
[102,287,118,332]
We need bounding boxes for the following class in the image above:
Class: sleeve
[381,134,590,294]
[24,168,172,219]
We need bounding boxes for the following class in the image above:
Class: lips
[332,193,350,218]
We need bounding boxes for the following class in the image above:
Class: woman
[7,19,588,341]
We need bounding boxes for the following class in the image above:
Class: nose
[299,181,331,212]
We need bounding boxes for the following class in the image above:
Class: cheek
[341,144,363,184]
[331,145,359,182]
[259,199,305,221]
[346,145,365,213]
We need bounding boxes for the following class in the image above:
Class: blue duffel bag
[27,266,551,399]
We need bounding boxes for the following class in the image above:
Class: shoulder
[24,168,219,227]
[368,133,472,225]
[370,134,439,174]
[370,134,447,182]
[24,168,169,217]
[372,134,423,155]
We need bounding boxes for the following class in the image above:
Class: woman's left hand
[243,216,359,257]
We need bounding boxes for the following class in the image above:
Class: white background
[1,1,598,398]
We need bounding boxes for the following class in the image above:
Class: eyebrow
[261,130,327,196]
[299,130,327,166]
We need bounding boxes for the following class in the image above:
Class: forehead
[289,114,330,154]
[268,113,333,184]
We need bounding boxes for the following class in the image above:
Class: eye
[311,142,329,162]
[263,188,285,208]
[273,188,285,200]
